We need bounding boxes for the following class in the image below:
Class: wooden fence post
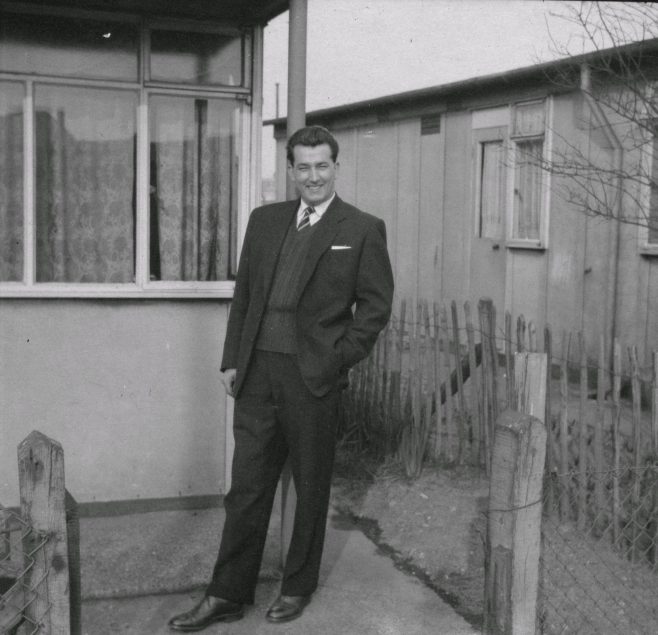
[513,352,547,423]
[484,410,546,635]
[18,431,71,635]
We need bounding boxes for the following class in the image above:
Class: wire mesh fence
[540,466,658,634]
[0,505,52,635]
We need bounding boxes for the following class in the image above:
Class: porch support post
[285,0,308,198]
[281,0,307,565]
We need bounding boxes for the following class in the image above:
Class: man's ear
[287,161,294,178]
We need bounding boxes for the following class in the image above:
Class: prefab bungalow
[0,0,295,509]
[269,40,658,370]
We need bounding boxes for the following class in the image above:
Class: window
[35,84,138,283]
[0,6,251,296]
[0,10,139,81]
[472,110,508,242]
[149,95,239,281]
[509,100,549,248]
[649,134,658,245]
[512,138,543,241]
[478,140,506,240]
[638,128,658,253]
[150,28,245,87]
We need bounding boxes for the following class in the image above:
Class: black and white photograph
[1,1,658,633]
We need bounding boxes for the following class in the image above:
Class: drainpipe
[281,0,307,563]
[579,63,623,378]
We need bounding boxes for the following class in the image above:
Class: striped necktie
[297,206,314,231]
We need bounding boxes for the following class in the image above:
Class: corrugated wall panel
[354,123,400,294]
[440,111,472,302]
[395,119,422,310]
[545,96,588,341]
[333,128,357,204]
[418,125,444,304]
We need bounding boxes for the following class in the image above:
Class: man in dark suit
[169,125,394,632]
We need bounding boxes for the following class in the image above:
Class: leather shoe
[265,594,311,623]
[168,595,244,632]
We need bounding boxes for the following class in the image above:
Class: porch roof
[3,0,289,24]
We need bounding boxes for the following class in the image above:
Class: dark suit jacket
[221,195,394,397]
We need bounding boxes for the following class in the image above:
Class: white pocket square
[331,245,351,250]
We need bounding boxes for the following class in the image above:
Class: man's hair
[286,125,339,165]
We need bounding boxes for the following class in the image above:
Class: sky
[260,0,601,176]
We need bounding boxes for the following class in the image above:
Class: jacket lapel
[296,195,346,295]
[262,201,297,296]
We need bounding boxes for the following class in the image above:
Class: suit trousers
[207,350,340,603]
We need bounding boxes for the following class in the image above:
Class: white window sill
[0,282,236,299]
[506,240,546,251]
[639,244,658,257]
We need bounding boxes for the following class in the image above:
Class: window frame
[506,98,552,250]
[145,18,251,92]
[0,5,260,298]
[473,125,508,242]
[638,117,658,256]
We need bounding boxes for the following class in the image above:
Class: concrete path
[81,507,478,635]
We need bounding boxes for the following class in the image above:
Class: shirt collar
[297,192,336,226]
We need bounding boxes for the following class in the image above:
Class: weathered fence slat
[577,332,588,531]
[528,321,537,352]
[612,339,622,547]
[465,301,482,465]
[516,315,526,353]
[432,302,443,459]
[484,409,546,635]
[653,350,658,455]
[594,335,606,528]
[505,312,514,410]
[544,325,555,512]
[559,332,570,521]
[423,301,434,463]
[451,300,467,463]
[628,345,642,563]
[653,350,658,567]
[65,491,81,635]
[489,303,500,425]
[440,304,454,462]
[18,431,71,635]
[479,298,497,474]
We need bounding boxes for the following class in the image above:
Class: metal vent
[421,114,441,135]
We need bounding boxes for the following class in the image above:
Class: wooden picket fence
[342,296,658,567]
[342,297,504,474]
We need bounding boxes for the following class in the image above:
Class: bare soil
[330,451,658,634]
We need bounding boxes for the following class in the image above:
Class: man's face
[287,143,339,206]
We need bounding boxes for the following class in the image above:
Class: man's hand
[221,368,237,397]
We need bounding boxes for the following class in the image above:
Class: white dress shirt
[296,193,336,227]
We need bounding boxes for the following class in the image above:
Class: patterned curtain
[35,109,136,283]
[480,140,505,240]
[0,102,23,281]
[150,97,233,281]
